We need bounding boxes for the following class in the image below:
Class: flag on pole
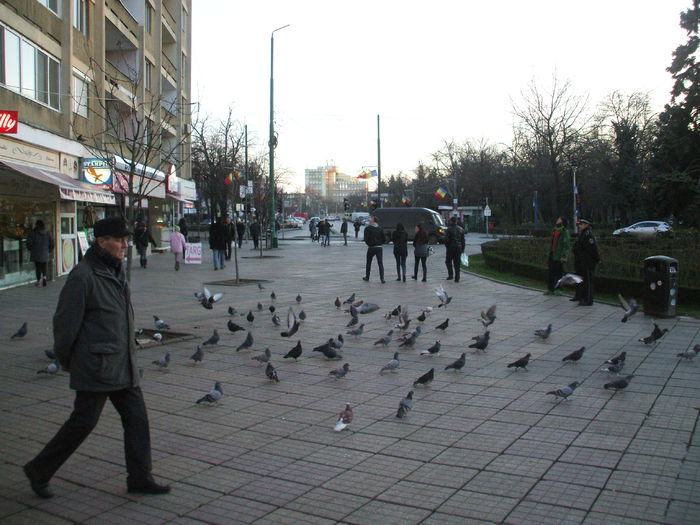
[435,186,448,199]
[355,169,378,180]
[370,169,378,177]
[401,193,408,204]
[225,171,241,185]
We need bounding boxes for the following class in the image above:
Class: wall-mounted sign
[0,111,18,133]
[81,158,112,186]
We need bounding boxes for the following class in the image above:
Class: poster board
[185,242,202,264]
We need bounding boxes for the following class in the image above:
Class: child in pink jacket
[168,226,187,270]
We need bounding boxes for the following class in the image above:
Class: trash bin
[643,255,678,318]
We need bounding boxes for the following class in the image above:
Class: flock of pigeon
[11,279,700,432]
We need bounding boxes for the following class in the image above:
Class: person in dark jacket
[177,217,188,242]
[223,215,235,260]
[391,223,408,282]
[572,219,600,306]
[340,218,349,246]
[444,217,465,282]
[23,217,169,499]
[545,217,571,295]
[363,216,385,283]
[208,217,227,269]
[250,219,261,249]
[27,220,54,287]
[133,221,156,269]
[412,224,429,282]
[235,219,246,247]
[353,219,361,238]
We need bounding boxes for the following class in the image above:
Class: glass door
[59,214,77,275]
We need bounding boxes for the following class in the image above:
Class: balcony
[161,53,177,84]
[161,5,177,44]
[104,0,139,45]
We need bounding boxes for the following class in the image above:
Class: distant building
[304,165,367,202]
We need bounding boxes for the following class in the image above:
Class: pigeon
[200,287,224,309]
[677,345,700,361]
[281,307,300,337]
[299,310,307,321]
[398,330,419,348]
[555,273,583,289]
[639,323,668,344]
[11,322,28,339]
[236,331,254,352]
[390,305,402,317]
[334,297,342,309]
[257,302,263,312]
[395,316,411,331]
[257,283,265,290]
[562,346,586,363]
[374,331,394,346]
[604,351,626,365]
[153,315,170,330]
[420,340,441,356]
[246,311,255,323]
[330,334,344,349]
[435,285,452,308]
[604,374,634,391]
[270,291,276,301]
[202,329,219,346]
[252,348,271,365]
[296,293,302,304]
[228,306,237,316]
[436,319,449,331]
[356,302,380,314]
[313,342,342,360]
[601,361,625,374]
[618,294,639,323]
[44,349,56,360]
[269,305,276,314]
[190,345,204,363]
[283,341,302,360]
[479,305,497,327]
[534,324,552,340]
[152,352,170,370]
[380,352,400,374]
[347,315,359,328]
[152,332,163,342]
[546,381,580,401]
[265,362,279,382]
[508,353,531,370]
[329,363,350,379]
[469,331,490,352]
[343,293,355,304]
[444,352,467,371]
[228,320,245,333]
[271,314,281,327]
[334,403,353,431]
[196,381,223,404]
[396,391,414,418]
[413,368,435,387]
[347,324,365,337]
[416,311,427,323]
[37,361,59,375]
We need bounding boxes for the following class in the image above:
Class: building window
[37,0,59,15]
[145,3,153,34]
[73,73,88,117]
[73,0,88,34]
[144,59,152,90]
[0,25,60,110]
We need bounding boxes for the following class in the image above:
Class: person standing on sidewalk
[363,215,385,283]
[392,223,408,282]
[177,217,188,242]
[23,217,170,499]
[168,225,187,271]
[250,218,261,250]
[133,221,156,269]
[208,217,227,270]
[235,218,246,248]
[412,224,429,282]
[27,219,54,287]
[353,218,361,238]
[444,217,465,282]
[544,217,570,295]
[341,218,349,246]
[572,218,599,306]
[223,215,235,261]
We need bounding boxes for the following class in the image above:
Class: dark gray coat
[27,228,54,263]
[53,247,139,392]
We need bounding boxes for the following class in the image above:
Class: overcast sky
[191,0,690,192]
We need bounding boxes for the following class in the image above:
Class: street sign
[483,205,492,217]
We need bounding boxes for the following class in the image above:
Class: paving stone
[231,476,313,506]
[504,439,567,461]
[185,494,276,524]
[504,500,587,525]
[558,446,622,469]
[421,511,497,525]
[405,462,479,488]
[525,479,600,511]
[1,508,75,524]
[344,499,432,525]
[253,508,336,524]
[284,487,370,521]
[485,454,553,479]
[321,470,397,498]
[466,471,538,499]
[615,453,683,478]
[84,502,179,525]
[582,511,661,525]
[664,499,700,525]
[438,490,519,522]
[543,462,612,489]
[590,489,668,522]
[354,454,423,479]
[378,480,456,510]
[605,470,676,500]
[432,447,498,469]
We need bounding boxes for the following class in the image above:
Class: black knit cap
[93,217,131,238]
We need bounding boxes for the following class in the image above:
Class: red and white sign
[184,242,202,264]
[0,111,19,133]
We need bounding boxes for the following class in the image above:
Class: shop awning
[0,159,116,205]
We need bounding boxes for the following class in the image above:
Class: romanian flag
[401,193,408,204]
[355,169,378,180]
[224,171,241,185]
[435,186,448,199]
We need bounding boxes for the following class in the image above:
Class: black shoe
[362,277,369,281]
[411,276,417,280]
[569,297,579,302]
[24,465,53,499]
[421,278,427,282]
[578,301,593,306]
[454,279,460,283]
[396,277,402,281]
[380,280,386,284]
[446,276,453,280]
[403,276,406,282]
[127,478,171,495]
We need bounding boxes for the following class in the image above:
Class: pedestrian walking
[341,218,349,246]
[544,217,570,295]
[412,224,429,282]
[223,215,235,261]
[250,218,261,249]
[363,215,385,283]
[353,218,361,238]
[321,219,331,247]
[23,217,170,499]
[168,225,187,271]
[309,220,318,242]
[392,223,408,282]
[177,217,188,242]
[572,218,599,306]
[235,219,246,248]
[27,219,54,287]
[208,217,227,269]
[133,221,157,269]
[444,217,465,282]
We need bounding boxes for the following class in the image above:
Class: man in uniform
[572,218,600,306]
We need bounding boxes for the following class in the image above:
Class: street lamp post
[269,24,289,249]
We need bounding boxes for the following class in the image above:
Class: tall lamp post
[269,24,290,248]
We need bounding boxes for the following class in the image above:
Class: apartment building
[0,0,192,288]
[304,165,368,203]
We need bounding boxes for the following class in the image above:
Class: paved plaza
[1,233,699,524]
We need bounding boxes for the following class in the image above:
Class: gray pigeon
[434,285,452,308]
[534,324,552,340]
[153,315,170,330]
[562,346,585,363]
[604,375,634,391]
[270,291,276,301]
[265,362,279,382]
[507,353,531,371]
[420,340,441,356]
[356,302,380,314]
[228,320,245,332]
[479,305,497,327]
[444,352,466,371]
[190,345,204,363]
[196,381,223,404]
[271,314,281,326]
[37,361,59,375]
[435,319,449,331]
[11,322,28,339]
[257,283,265,290]
[396,391,414,418]
[283,341,302,360]
[346,315,359,328]
[374,330,393,346]
[601,361,624,374]
[257,302,263,312]
[413,368,435,387]
[246,311,255,323]
[604,351,626,365]
[678,345,700,361]
[152,332,163,343]
[618,294,639,323]
[252,348,271,365]
[281,307,300,338]
[236,331,254,352]
[299,310,307,321]
[555,273,583,289]
[329,363,350,379]
[296,293,302,304]
[330,334,344,349]
[152,352,170,370]
[228,306,237,316]
[343,293,355,304]
[546,381,579,401]
[334,297,342,308]
[202,329,220,346]
[380,352,400,374]
[469,331,490,352]
[347,323,365,337]
[313,342,342,360]
[399,330,419,348]
[640,323,668,344]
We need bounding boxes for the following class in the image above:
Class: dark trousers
[394,253,407,279]
[343,233,348,245]
[34,261,48,281]
[252,236,259,249]
[25,387,152,485]
[354,228,360,238]
[547,257,564,292]
[365,246,384,280]
[225,241,232,260]
[576,266,595,304]
[414,256,427,280]
[445,248,461,281]
[137,246,148,267]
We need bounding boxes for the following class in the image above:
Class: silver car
[612,221,672,238]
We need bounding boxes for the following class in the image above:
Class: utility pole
[571,159,578,234]
[377,114,382,208]
[244,123,249,239]
[269,24,289,249]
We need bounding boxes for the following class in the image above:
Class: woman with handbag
[412,224,429,282]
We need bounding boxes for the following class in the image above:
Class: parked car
[372,207,446,244]
[612,221,672,238]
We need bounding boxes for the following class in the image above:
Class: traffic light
[343,198,349,211]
